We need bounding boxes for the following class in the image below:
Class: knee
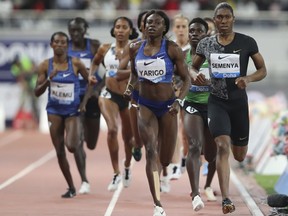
[86,140,97,150]
[66,145,76,153]
[234,152,246,162]
[145,145,157,160]
[188,139,201,155]
[122,134,133,146]
[107,127,118,140]
[216,141,230,156]
[87,144,96,150]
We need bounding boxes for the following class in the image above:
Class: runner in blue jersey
[126,10,190,216]
[34,32,89,198]
[67,17,104,194]
[191,2,267,214]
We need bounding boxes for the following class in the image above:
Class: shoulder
[167,39,183,58]
[167,39,178,48]
[199,35,213,44]
[98,43,112,55]
[235,32,255,42]
[40,59,50,67]
[89,38,101,47]
[71,56,80,64]
[38,59,49,71]
[234,32,258,49]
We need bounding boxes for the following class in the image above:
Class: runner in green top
[182,17,217,212]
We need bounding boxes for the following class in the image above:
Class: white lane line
[230,169,264,216]
[104,159,135,216]
[0,131,23,148]
[0,150,55,190]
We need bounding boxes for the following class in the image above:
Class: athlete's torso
[68,39,94,95]
[135,39,174,84]
[46,57,80,115]
[196,33,258,100]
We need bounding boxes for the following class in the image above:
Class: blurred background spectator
[10,55,38,129]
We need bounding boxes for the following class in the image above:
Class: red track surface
[0,129,270,216]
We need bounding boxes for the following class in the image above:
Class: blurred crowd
[1,0,288,11]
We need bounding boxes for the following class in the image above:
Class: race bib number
[50,82,74,104]
[210,53,240,78]
[137,57,166,83]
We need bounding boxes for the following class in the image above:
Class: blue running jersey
[135,39,174,83]
[46,57,80,116]
[68,39,94,96]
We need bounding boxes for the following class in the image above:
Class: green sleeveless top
[185,49,209,104]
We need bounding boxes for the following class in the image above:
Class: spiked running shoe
[160,176,171,193]
[192,195,204,211]
[61,188,76,198]
[107,173,122,192]
[132,146,142,161]
[122,167,131,188]
[204,187,217,201]
[222,198,236,214]
[180,157,186,173]
[153,205,166,216]
[170,164,181,180]
[79,181,90,194]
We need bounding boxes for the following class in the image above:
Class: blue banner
[0,39,52,82]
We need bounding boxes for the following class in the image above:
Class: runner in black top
[191,2,267,214]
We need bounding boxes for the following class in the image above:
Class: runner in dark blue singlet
[34,32,89,198]
[127,10,190,216]
[67,17,104,194]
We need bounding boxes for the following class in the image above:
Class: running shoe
[132,146,142,162]
[204,187,217,201]
[160,176,170,193]
[107,173,122,192]
[170,164,181,180]
[61,188,76,198]
[153,205,166,216]
[79,181,90,194]
[180,156,186,173]
[192,195,204,211]
[122,167,131,188]
[222,198,236,214]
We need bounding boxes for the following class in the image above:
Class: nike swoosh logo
[160,210,165,214]
[239,136,247,141]
[80,53,87,57]
[233,49,241,53]
[157,55,165,59]
[57,85,64,88]
[218,55,230,60]
[144,61,155,66]
[63,73,71,78]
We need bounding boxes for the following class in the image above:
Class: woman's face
[188,22,207,47]
[145,13,165,38]
[113,18,131,42]
[173,17,189,42]
[51,34,68,55]
[68,21,86,43]
[214,8,234,34]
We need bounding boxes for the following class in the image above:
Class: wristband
[47,76,50,81]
